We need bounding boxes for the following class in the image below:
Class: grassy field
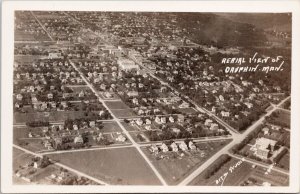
[142,139,232,185]
[101,122,122,133]
[277,151,290,170]
[13,148,34,171]
[110,109,137,118]
[269,110,290,128]
[14,55,45,64]
[48,147,161,185]
[105,101,131,110]
[178,108,198,114]
[14,110,104,124]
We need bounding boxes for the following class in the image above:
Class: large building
[254,137,277,159]
[117,58,139,72]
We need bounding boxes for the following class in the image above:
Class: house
[138,109,145,115]
[73,124,79,131]
[219,95,225,101]
[155,116,161,124]
[179,141,188,151]
[48,52,63,59]
[170,142,178,152]
[33,159,42,169]
[47,93,53,99]
[44,140,52,150]
[160,143,169,152]
[145,119,152,125]
[74,135,84,144]
[262,127,270,135]
[169,116,175,123]
[204,119,213,126]
[89,121,96,127]
[116,134,126,142]
[145,125,152,131]
[149,144,159,154]
[177,114,185,123]
[255,137,277,159]
[127,91,138,97]
[221,111,230,117]
[16,94,23,101]
[211,106,216,113]
[160,117,167,124]
[244,102,253,109]
[136,119,143,126]
[189,141,196,150]
[78,91,85,98]
[210,123,219,131]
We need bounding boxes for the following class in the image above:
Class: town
[13,11,291,186]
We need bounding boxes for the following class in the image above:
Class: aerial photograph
[12,11,291,186]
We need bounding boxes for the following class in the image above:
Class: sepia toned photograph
[2,1,300,193]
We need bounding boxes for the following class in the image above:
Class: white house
[170,142,178,152]
[179,141,188,151]
[160,143,169,152]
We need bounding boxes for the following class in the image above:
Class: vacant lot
[14,110,104,124]
[110,109,137,118]
[101,122,122,133]
[48,147,161,185]
[105,101,131,110]
[13,148,34,171]
[268,110,290,128]
[178,108,197,114]
[14,55,45,64]
[142,139,231,185]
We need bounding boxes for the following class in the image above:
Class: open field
[277,151,290,170]
[110,109,137,118]
[142,139,231,185]
[178,108,198,114]
[14,110,105,124]
[268,109,290,128]
[48,147,161,185]
[105,101,131,110]
[14,55,45,64]
[100,122,122,133]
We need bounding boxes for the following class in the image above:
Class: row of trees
[202,154,231,180]
[26,121,50,127]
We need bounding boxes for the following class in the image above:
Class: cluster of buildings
[149,140,197,154]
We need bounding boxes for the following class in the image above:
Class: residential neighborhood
[13,11,291,186]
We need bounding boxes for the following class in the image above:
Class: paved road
[68,60,168,185]
[13,144,109,185]
[139,136,233,147]
[178,96,290,185]
[133,60,239,136]
[40,144,134,155]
